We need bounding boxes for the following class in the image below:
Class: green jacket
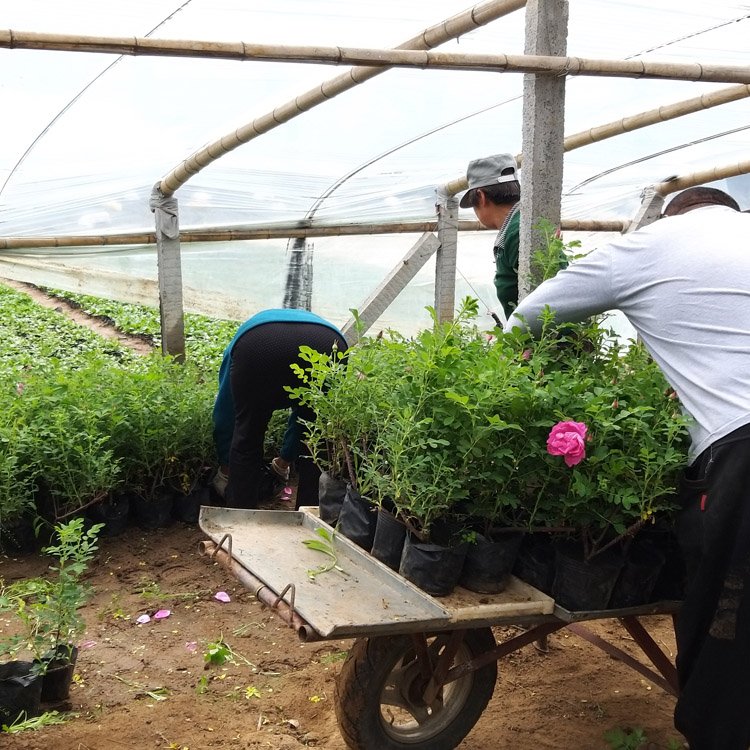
[493,207,568,319]
[493,206,521,319]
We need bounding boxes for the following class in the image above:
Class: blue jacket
[212,309,343,464]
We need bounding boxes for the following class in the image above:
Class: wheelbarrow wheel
[335,628,497,750]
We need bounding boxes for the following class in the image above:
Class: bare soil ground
[1,522,682,750]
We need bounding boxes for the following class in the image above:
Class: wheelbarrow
[199,506,680,750]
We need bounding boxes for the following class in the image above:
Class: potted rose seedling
[0,518,102,701]
[532,324,690,610]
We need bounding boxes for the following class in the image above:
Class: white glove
[212,467,228,498]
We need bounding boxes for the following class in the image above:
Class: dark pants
[674,422,750,750]
[225,321,345,509]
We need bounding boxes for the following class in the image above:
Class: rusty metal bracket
[619,616,679,695]
[444,621,566,685]
[210,533,232,561]
[270,583,297,628]
[423,629,467,705]
[198,539,319,641]
[410,633,434,685]
[566,621,678,696]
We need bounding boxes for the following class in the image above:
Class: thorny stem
[55,490,108,521]
[586,517,648,561]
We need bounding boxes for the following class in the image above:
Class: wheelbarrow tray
[199,506,554,640]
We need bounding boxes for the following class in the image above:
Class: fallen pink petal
[185,641,198,653]
[79,640,97,650]
[214,591,231,603]
[283,486,293,495]
[153,609,171,620]
[136,614,151,624]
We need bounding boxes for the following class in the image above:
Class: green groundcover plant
[0,283,219,530]
[0,354,216,524]
[0,268,690,560]
[0,281,296,534]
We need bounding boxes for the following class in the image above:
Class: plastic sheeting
[1,1,750,331]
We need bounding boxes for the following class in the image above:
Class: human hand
[211,467,229,498]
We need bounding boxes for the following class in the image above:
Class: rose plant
[291,288,690,563]
[522,317,691,560]
[0,518,102,669]
[290,298,520,540]
[547,421,587,467]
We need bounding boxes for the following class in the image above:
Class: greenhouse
[3,0,750,340]
[2,1,750,749]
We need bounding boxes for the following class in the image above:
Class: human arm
[503,246,617,335]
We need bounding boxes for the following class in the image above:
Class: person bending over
[212,308,347,509]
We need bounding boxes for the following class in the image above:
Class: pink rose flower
[547,421,587,467]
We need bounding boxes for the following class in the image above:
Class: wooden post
[341,233,440,343]
[518,0,568,300]
[149,183,186,361]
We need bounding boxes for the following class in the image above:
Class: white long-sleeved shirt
[505,205,750,462]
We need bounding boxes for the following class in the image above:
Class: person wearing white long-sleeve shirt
[505,187,750,750]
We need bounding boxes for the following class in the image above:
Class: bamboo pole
[0,218,633,251]
[443,83,750,196]
[0,221,456,249]
[4,29,750,86]
[561,219,629,233]
[655,159,750,196]
[563,84,750,152]
[157,0,526,196]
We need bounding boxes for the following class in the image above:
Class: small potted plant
[360,301,491,592]
[289,335,385,526]
[530,324,690,610]
[0,518,103,702]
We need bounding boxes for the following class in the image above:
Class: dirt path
[0,523,682,750]
[0,278,155,355]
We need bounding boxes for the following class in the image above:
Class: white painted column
[434,187,459,324]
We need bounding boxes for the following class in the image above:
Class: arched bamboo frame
[3,2,750,345]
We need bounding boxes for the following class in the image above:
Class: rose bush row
[292,297,691,557]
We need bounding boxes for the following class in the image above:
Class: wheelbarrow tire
[335,627,497,750]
